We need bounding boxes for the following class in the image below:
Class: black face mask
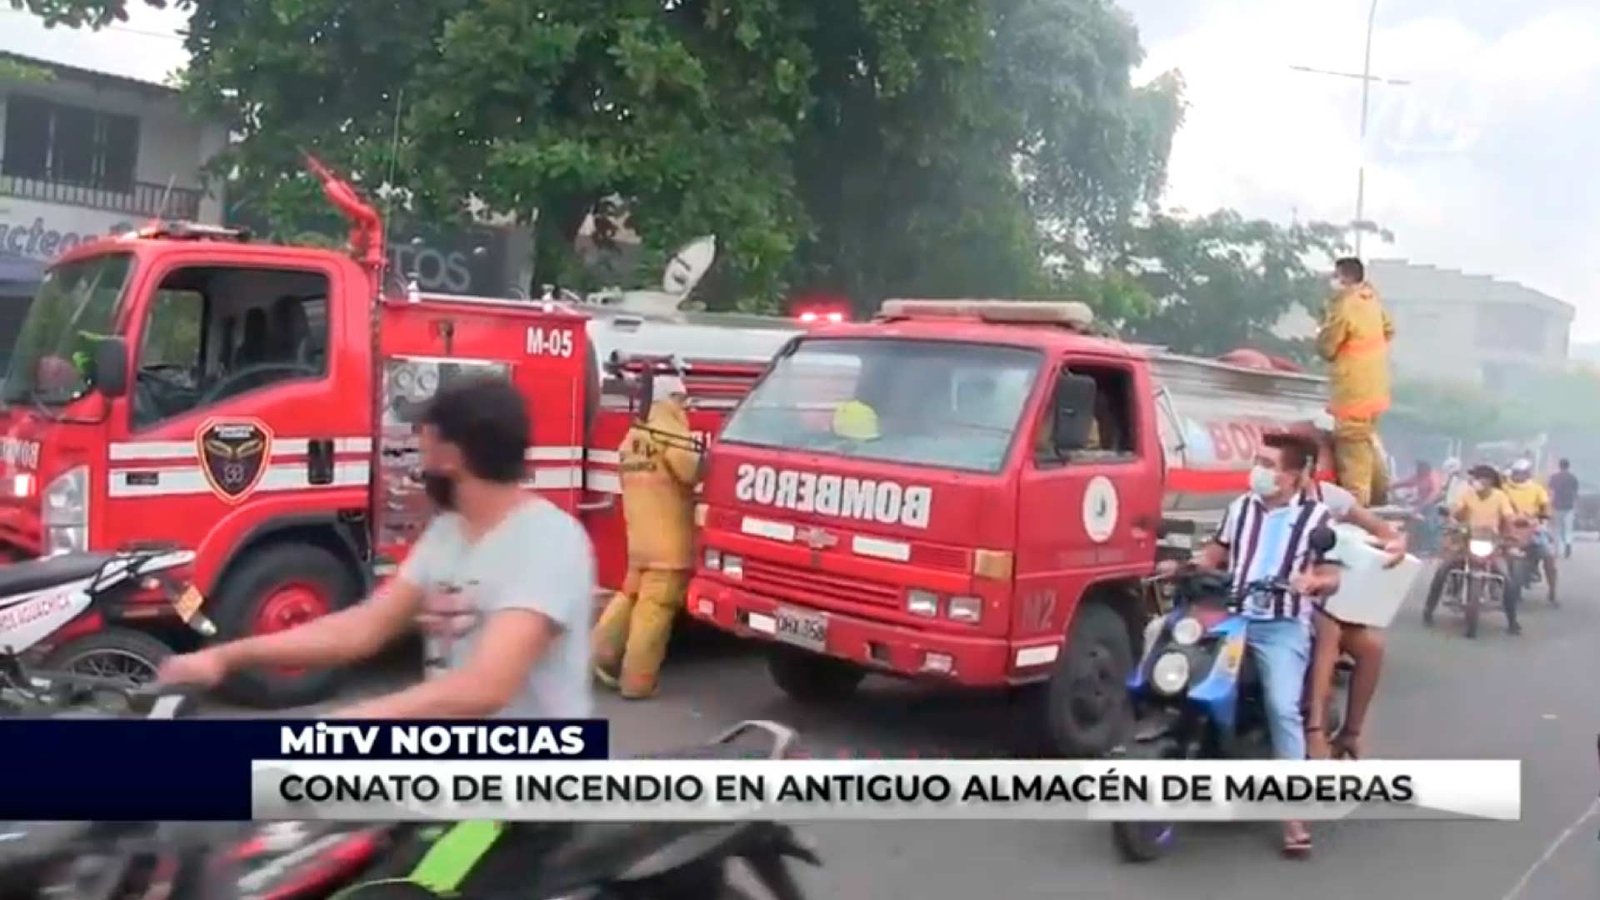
[420,470,457,511]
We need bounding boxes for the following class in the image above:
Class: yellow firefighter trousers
[1334,414,1382,506]
[591,567,688,698]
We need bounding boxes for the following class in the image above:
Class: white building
[0,50,225,262]
[1367,259,1573,389]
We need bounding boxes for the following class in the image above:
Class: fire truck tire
[766,647,865,703]
[211,543,358,709]
[1044,602,1134,758]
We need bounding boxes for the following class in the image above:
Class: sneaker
[1508,623,1523,636]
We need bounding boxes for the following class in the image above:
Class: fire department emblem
[796,526,838,551]
[197,419,272,503]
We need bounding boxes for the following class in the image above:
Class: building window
[3,94,139,192]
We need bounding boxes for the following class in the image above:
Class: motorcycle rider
[1501,458,1557,605]
[1190,432,1340,856]
[1423,464,1519,634]
[1392,459,1443,555]
[1317,257,1394,506]
[592,374,703,700]
[157,376,598,717]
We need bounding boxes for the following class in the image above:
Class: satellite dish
[661,235,715,297]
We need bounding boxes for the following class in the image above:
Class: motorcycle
[0,657,820,900]
[1111,526,1347,863]
[1435,523,1508,639]
[0,546,207,686]
[1503,516,1555,605]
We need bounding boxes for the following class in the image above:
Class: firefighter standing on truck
[592,374,702,699]
[1317,257,1394,506]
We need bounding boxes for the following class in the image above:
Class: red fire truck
[0,163,795,706]
[685,299,1339,756]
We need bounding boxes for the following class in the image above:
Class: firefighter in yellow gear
[591,375,702,699]
[1317,257,1394,506]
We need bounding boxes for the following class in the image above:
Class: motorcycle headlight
[1468,539,1494,558]
[1151,651,1191,696]
[43,465,88,557]
[1170,617,1204,646]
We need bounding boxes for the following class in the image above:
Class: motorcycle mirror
[1307,525,1337,555]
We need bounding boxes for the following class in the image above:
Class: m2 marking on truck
[733,464,932,529]
[1021,589,1056,632]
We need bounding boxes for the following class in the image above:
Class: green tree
[1388,377,1502,443]
[1114,210,1345,358]
[18,0,1180,311]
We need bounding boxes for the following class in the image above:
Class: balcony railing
[0,172,202,220]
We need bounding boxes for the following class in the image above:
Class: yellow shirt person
[1501,462,1551,519]
[1453,486,1515,534]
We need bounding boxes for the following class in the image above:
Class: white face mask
[1249,465,1278,497]
[1329,277,1345,291]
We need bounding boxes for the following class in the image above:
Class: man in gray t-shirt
[156,376,595,720]
[401,499,593,718]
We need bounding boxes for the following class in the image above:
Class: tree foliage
[1114,210,1345,358]
[17,0,1182,311]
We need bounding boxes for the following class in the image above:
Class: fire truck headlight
[44,465,88,557]
[906,589,938,618]
[947,596,983,624]
[703,548,722,571]
[721,554,744,580]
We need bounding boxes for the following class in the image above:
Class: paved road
[286,547,1600,900]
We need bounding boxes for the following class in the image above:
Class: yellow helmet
[832,399,880,441]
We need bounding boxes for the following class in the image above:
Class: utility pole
[1290,0,1408,256]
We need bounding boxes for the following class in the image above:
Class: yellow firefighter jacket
[618,400,702,570]
[1317,281,1394,420]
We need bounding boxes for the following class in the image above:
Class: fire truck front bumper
[687,577,1060,687]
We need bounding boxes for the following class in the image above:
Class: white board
[1318,523,1425,628]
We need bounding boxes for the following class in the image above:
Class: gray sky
[5,1,1597,338]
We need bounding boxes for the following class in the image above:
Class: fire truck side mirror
[91,337,129,399]
[1051,373,1097,453]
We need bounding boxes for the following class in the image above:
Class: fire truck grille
[740,559,901,609]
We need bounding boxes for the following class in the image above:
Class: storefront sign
[0,199,134,262]
[230,208,513,297]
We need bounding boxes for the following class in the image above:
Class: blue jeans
[1553,510,1575,551]
[1245,618,1312,760]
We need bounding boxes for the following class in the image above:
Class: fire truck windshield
[2,253,132,406]
[721,337,1041,473]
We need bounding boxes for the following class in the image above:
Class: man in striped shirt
[1193,432,1342,855]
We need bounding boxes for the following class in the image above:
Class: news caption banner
[0,721,1520,823]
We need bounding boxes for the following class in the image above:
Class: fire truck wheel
[1044,602,1134,758]
[766,647,865,703]
[211,543,358,709]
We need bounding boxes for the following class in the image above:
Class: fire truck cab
[0,168,796,707]
[687,299,1332,757]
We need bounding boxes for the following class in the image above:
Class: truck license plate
[774,606,827,652]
